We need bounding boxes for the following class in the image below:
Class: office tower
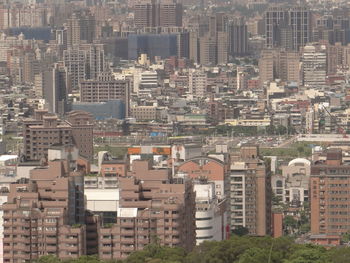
[229,17,249,57]
[310,149,350,239]
[265,7,311,51]
[3,159,86,262]
[199,34,217,65]
[98,160,196,260]
[217,31,228,64]
[188,70,207,97]
[22,110,94,161]
[189,31,199,63]
[302,44,327,87]
[198,14,228,65]
[134,0,182,28]
[158,1,183,27]
[128,34,178,61]
[134,1,156,28]
[36,63,70,115]
[230,145,272,236]
[79,72,130,116]
[265,7,286,48]
[66,10,95,48]
[289,7,311,51]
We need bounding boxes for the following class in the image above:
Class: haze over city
[1,0,350,262]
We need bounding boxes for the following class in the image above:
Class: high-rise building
[302,44,327,87]
[63,49,87,91]
[35,63,70,115]
[3,159,86,262]
[230,145,272,236]
[259,48,300,85]
[259,49,274,85]
[134,0,182,28]
[98,160,196,260]
[66,11,96,48]
[22,110,94,161]
[229,17,249,57]
[198,14,228,65]
[310,149,350,239]
[188,70,207,97]
[265,7,311,51]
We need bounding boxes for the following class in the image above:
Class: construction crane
[322,105,348,138]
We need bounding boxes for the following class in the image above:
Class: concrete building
[189,70,207,97]
[259,49,274,86]
[66,10,95,48]
[2,160,86,262]
[98,160,196,260]
[84,177,119,224]
[22,110,94,161]
[134,0,182,28]
[130,106,157,121]
[230,145,272,236]
[79,72,130,116]
[272,158,311,206]
[177,156,227,201]
[63,49,86,91]
[302,44,327,88]
[310,149,350,238]
[229,17,249,57]
[194,182,228,245]
[265,7,311,51]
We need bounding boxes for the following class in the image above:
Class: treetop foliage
[33,236,350,263]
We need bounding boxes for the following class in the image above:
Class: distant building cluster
[1,0,350,261]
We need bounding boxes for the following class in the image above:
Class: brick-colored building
[230,145,272,236]
[177,156,227,201]
[98,160,195,260]
[311,149,350,237]
[3,160,86,262]
[23,110,93,161]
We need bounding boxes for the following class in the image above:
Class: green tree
[231,226,249,236]
[238,247,270,263]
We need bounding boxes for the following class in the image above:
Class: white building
[194,183,227,245]
[189,70,207,97]
[302,44,327,88]
[272,158,311,206]
[84,177,120,224]
[133,70,158,95]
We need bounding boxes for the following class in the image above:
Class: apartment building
[130,106,157,121]
[177,156,228,201]
[2,160,86,262]
[189,70,207,97]
[79,72,130,116]
[302,44,327,87]
[23,110,94,161]
[230,145,272,236]
[310,149,350,238]
[98,160,196,260]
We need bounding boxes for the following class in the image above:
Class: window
[276,180,283,188]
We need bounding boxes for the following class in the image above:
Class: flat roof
[0,155,18,162]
